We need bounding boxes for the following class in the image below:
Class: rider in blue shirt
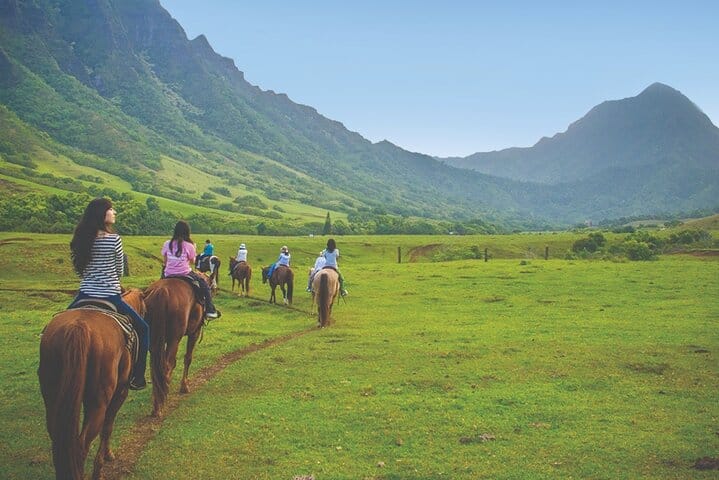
[196,239,214,268]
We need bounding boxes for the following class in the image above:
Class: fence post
[484,248,488,262]
[398,246,402,264]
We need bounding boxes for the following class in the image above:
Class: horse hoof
[105,450,115,461]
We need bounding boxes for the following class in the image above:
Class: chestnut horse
[38,289,145,480]
[261,265,294,305]
[143,273,215,417]
[228,257,251,296]
[312,268,340,327]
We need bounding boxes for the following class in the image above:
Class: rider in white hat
[235,243,248,263]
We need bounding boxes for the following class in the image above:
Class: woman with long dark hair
[322,238,348,296]
[69,198,149,390]
[161,221,220,318]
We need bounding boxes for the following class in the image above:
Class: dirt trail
[104,326,316,479]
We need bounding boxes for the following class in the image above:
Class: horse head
[197,271,218,295]
[261,266,269,284]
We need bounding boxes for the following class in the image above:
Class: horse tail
[45,322,89,478]
[144,288,170,415]
[286,270,293,304]
[318,273,330,326]
[246,267,252,295]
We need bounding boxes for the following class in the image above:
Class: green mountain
[443,83,719,218]
[0,0,523,228]
[0,0,717,230]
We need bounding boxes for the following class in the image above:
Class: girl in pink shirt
[161,221,220,318]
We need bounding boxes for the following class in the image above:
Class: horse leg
[180,331,200,394]
[281,284,287,304]
[270,285,276,303]
[81,401,109,480]
[166,337,181,381]
[95,385,128,470]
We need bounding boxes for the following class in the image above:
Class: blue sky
[160,1,718,157]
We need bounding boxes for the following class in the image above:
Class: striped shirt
[79,234,123,296]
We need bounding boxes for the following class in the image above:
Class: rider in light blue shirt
[267,245,290,279]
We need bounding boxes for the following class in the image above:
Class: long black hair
[326,238,336,253]
[170,220,193,256]
[70,198,114,276]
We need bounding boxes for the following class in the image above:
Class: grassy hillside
[0,233,716,479]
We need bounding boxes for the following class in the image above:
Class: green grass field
[0,233,717,479]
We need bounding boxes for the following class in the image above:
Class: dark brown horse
[143,272,214,417]
[38,289,145,480]
[312,268,340,327]
[229,257,252,296]
[261,265,294,305]
[196,255,220,289]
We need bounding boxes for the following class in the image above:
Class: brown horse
[196,255,220,289]
[143,273,214,417]
[38,289,145,480]
[229,257,252,296]
[261,265,294,305]
[312,268,340,327]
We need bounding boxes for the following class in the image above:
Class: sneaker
[306,287,312,292]
[129,377,147,391]
[206,310,220,319]
[341,289,348,297]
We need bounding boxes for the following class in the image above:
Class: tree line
[0,191,500,236]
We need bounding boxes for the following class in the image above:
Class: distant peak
[639,82,680,96]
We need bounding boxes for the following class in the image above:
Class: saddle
[68,301,139,366]
[165,274,206,307]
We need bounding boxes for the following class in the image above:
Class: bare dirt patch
[694,457,719,470]
[0,237,34,246]
[408,243,442,262]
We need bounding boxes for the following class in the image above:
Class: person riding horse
[307,250,326,292]
[195,238,215,271]
[162,222,220,319]
[321,238,348,296]
[235,242,248,263]
[229,243,252,296]
[68,197,149,390]
[266,245,290,279]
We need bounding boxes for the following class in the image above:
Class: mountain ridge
[0,0,717,229]
[443,83,719,185]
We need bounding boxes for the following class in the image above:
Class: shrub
[572,232,605,253]
[209,186,232,197]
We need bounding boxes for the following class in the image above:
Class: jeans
[69,292,149,380]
